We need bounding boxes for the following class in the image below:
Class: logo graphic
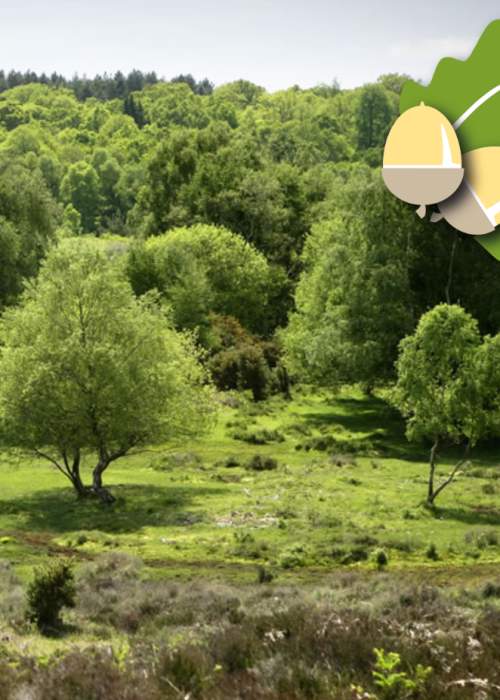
[382,20,500,260]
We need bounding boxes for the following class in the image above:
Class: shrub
[232,531,269,560]
[31,647,151,700]
[482,582,500,599]
[353,535,379,547]
[372,647,432,698]
[341,547,369,565]
[278,545,307,569]
[208,316,273,402]
[211,624,259,673]
[374,549,389,569]
[426,544,439,561]
[246,454,278,471]
[223,455,240,468]
[156,644,213,697]
[465,530,498,549]
[402,509,417,520]
[27,560,76,632]
[477,531,499,548]
[303,434,373,454]
[257,566,274,584]
[230,427,284,444]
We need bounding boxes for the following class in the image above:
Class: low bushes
[27,561,75,633]
[246,454,279,471]
[1,559,500,698]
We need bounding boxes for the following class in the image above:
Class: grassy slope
[0,387,499,585]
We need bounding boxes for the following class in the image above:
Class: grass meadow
[1,387,500,699]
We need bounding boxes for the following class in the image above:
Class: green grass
[1,386,500,585]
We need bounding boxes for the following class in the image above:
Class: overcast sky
[1,1,499,91]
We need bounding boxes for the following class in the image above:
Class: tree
[473,334,500,440]
[60,162,101,232]
[123,94,145,127]
[126,224,272,336]
[356,84,394,150]
[377,73,413,95]
[392,304,485,505]
[284,169,415,389]
[0,238,215,502]
[0,161,57,309]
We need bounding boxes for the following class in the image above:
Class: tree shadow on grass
[301,395,426,461]
[0,483,225,535]
[435,505,500,526]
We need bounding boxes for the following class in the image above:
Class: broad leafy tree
[0,239,215,502]
[392,304,485,505]
[0,161,57,309]
[284,169,415,389]
[126,224,272,336]
[60,162,101,232]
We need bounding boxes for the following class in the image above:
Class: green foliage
[356,84,396,151]
[246,454,278,471]
[0,161,57,309]
[426,544,439,561]
[374,549,389,569]
[27,561,75,632]
[60,161,101,232]
[0,237,214,498]
[284,169,415,387]
[372,647,432,699]
[392,305,483,445]
[392,304,487,504]
[208,315,276,401]
[126,225,272,335]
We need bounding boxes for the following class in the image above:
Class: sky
[1,0,499,91]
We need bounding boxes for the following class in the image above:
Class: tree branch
[432,440,470,502]
[34,449,73,482]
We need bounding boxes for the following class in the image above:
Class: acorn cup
[436,147,500,235]
[382,103,464,214]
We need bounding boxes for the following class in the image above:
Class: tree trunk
[445,237,457,304]
[71,471,90,499]
[427,439,439,505]
[91,459,116,504]
[62,449,91,498]
[427,439,470,505]
[278,365,292,400]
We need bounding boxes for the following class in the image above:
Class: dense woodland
[2,70,500,355]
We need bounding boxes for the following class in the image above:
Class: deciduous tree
[392,304,485,505]
[0,239,215,502]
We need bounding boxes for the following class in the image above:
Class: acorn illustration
[433,147,500,235]
[382,103,464,216]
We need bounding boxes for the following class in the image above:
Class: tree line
[0,70,213,100]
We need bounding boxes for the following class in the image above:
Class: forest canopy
[0,69,499,396]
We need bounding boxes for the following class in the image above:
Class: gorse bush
[27,560,76,632]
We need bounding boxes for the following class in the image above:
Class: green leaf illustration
[400,20,500,258]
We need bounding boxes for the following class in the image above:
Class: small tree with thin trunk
[0,238,215,503]
[392,304,486,506]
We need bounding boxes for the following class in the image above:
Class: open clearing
[1,387,499,586]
